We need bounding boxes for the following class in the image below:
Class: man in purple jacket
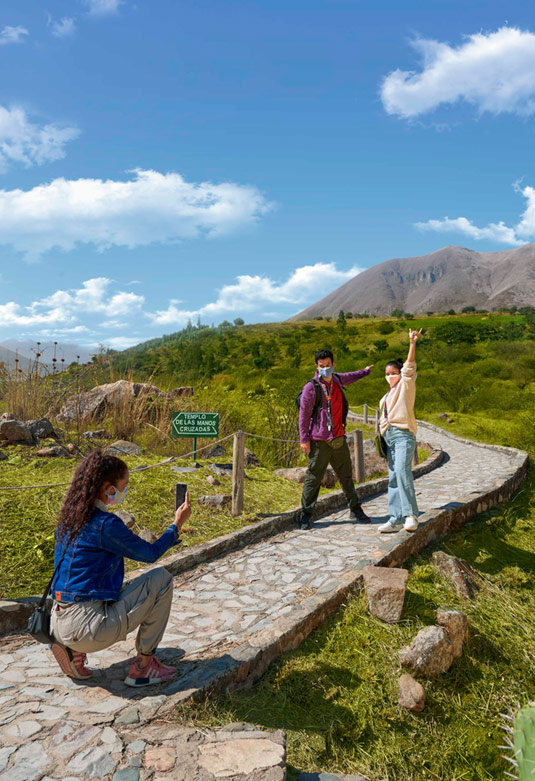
[299,349,373,530]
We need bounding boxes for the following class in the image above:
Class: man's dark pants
[301,435,359,517]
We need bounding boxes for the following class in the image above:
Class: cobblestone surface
[0,422,527,779]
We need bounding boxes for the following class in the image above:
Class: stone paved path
[0,422,527,780]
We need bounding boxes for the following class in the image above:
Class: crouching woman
[378,328,422,534]
[49,450,190,687]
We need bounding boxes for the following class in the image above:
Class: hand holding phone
[174,484,191,532]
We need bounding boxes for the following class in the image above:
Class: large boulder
[362,566,408,624]
[57,380,193,423]
[0,420,34,444]
[399,626,454,676]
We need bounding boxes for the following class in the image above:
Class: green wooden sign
[172,412,219,438]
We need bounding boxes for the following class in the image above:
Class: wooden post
[363,403,368,425]
[232,431,246,516]
[351,429,365,483]
[375,408,380,433]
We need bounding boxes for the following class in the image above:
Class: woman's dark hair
[315,349,334,363]
[57,451,128,541]
[385,357,403,373]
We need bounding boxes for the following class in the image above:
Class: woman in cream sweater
[377,328,422,533]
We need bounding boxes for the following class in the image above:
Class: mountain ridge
[291,244,535,318]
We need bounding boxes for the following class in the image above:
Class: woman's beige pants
[50,566,173,656]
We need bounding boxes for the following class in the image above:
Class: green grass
[173,470,535,780]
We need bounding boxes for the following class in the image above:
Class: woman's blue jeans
[384,425,419,520]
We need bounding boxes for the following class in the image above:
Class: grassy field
[171,416,535,780]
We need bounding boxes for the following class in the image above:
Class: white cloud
[0,26,29,46]
[50,17,76,38]
[104,335,144,349]
[83,0,123,16]
[0,168,272,261]
[382,27,535,119]
[0,105,79,173]
[415,182,535,246]
[0,278,144,327]
[150,262,362,326]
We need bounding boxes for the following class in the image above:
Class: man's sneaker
[299,513,311,530]
[349,505,370,523]
[50,643,93,680]
[377,519,403,534]
[404,515,419,532]
[125,656,177,687]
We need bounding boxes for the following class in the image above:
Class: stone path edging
[0,421,529,781]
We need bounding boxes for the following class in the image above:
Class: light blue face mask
[106,485,128,505]
[318,366,333,379]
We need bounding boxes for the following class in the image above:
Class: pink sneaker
[50,643,93,680]
[124,656,177,687]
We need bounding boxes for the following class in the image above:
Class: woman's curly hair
[57,450,128,541]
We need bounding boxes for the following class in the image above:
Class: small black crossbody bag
[27,553,65,644]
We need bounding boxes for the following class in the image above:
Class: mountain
[291,244,535,319]
[0,345,40,370]
[0,340,94,366]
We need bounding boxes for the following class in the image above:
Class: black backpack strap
[42,548,67,607]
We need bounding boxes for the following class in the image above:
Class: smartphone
[175,483,187,510]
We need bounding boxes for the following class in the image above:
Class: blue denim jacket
[50,506,180,603]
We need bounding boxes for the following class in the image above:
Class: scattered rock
[0,450,7,461]
[436,609,468,658]
[104,440,143,456]
[0,412,15,421]
[447,418,454,424]
[362,566,408,624]
[27,418,56,440]
[115,509,136,529]
[114,707,140,725]
[209,462,233,476]
[65,443,77,454]
[274,466,337,488]
[431,551,481,600]
[206,475,220,487]
[198,494,232,509]
[398,674,426,712]
[112,768,139,781]
[36,445,71,458]
[0,420,34,444]
[244,448,262,467]
[204,444,226,458]
[138,529,157,544]
[170,466,200,474]
[83,430,110,440]
[399,626,454,676]
[439,413,449,420]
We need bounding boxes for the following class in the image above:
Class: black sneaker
[299,513,311,530]
[349,505,370,523]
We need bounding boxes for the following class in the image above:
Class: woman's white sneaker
[404,515,418,532]
[378,520,402,533]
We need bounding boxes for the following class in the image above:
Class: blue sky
[1,0,535,350]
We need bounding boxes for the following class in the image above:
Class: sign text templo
[172,412,219,438]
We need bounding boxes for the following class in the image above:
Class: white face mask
[106,485,128,505]
[385,374,400,386]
